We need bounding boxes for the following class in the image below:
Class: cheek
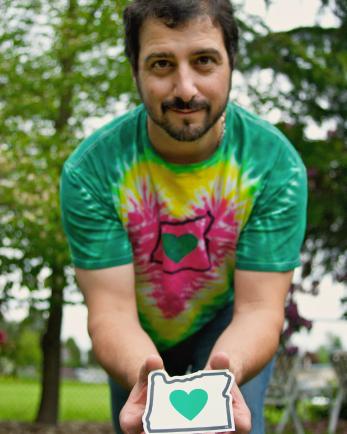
[145,78,172,102]
[199,71,230,99]
[216,80,230,99]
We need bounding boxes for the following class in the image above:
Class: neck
[147,115,225,164]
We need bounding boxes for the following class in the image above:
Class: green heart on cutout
[169,389,208,421]
[162,233,198,263]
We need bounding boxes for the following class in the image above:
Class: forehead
[138,16,226,60]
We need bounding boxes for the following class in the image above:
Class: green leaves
[0,0,135,308]
[1,0,346,336]
[0,3,134,417]
[239,0,347,286]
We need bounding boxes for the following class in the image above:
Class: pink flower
[0,329,7,346]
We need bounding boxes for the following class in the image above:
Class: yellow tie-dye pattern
[118,155,257,224]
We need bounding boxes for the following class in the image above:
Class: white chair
[265,351,305,434]
[328,351,347,434]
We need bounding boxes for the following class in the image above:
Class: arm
[76,264,159,389]
[206,269,292,385]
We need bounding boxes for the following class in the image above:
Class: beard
[137,81,231,142]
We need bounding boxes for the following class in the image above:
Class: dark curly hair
[123,0,239,74]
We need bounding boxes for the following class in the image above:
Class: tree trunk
[36,0,77,424]
[35,277,64,424]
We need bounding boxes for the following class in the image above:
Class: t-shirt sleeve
[60,164,133,269]
[236,146,308,272]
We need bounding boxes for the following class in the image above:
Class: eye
[151,59,173,70]
[195,56,215,67]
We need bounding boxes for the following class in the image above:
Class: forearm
[207,307,284,385]
[88,312,159,389]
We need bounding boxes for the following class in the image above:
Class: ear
[132,72,143,100]
[232,53,237,69]
[131,66,136,80]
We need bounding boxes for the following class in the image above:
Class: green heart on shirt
[169,389,208,420]
[162,233,198,263]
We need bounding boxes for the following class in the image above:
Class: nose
[173,64,198,102]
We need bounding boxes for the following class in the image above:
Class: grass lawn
[0,377,110,422]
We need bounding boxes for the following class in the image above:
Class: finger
[230,383,252,433]
[138,354,164,386]
[231,381,246,404]
[209,355,251,433]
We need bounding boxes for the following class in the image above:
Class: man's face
[136,15,232,142]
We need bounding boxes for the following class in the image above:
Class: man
[60,1,307,433]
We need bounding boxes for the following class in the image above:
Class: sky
[243,0,337,30]
[4,0,346,353]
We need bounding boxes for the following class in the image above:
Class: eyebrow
[192,48,223,60]
[144,52,174,63]
[144,48,223,64]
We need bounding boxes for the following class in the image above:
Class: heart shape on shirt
[162,233,198,263]
[169,389,208,420]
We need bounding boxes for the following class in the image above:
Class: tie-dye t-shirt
[61,102,307,350]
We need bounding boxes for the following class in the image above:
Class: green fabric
[60,102,307,349]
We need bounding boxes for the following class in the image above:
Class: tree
[16,329,42,370]
[237,0,347,292]
[87,347,99,367]
[0,318,41,375]
[0,320,17,375]
[317,332,343,363]
[1,0,345,424]
[63,337,82,368]
[0,0,133,423]
[233,1,347,347]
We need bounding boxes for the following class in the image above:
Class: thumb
[206,351,230,371]
[138,354,164,386]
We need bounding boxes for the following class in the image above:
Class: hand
[206,352,252,434]
[119,354,164,434]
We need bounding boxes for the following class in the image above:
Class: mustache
[162,98,210,112]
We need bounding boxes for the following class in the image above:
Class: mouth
[168,108,203,115]
[162,99,209,116]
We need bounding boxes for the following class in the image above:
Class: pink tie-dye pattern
[126,180,239,319]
